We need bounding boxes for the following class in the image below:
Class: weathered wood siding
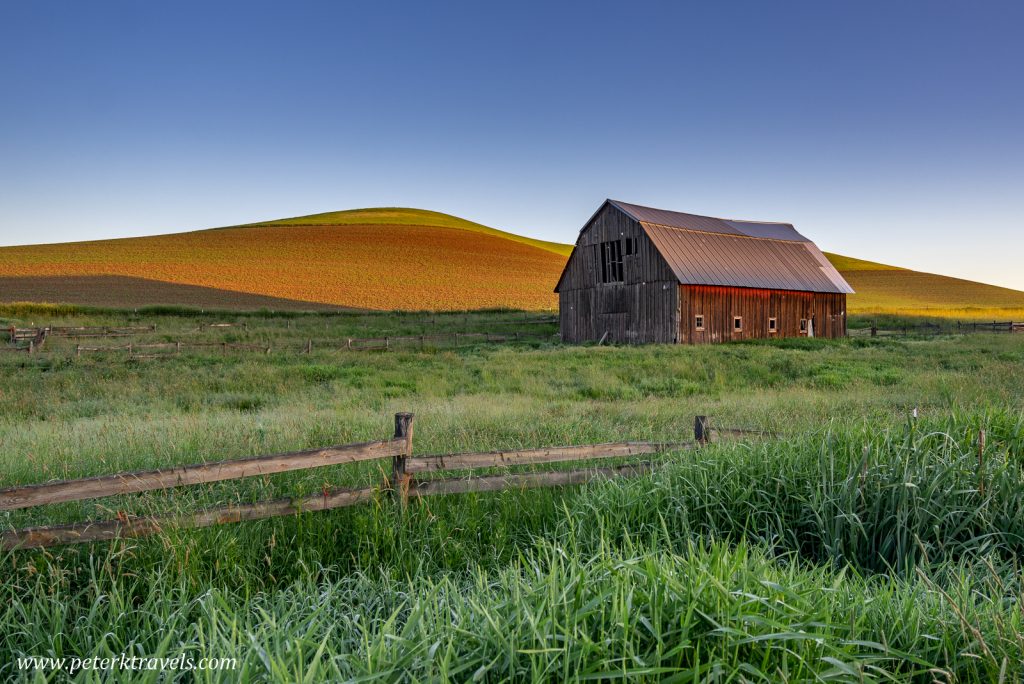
[679,285,847,343]
[558,205,679,344]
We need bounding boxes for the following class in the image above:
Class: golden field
[0,212,566,311]
[822,252,1024,317]
[1,207,1022,314]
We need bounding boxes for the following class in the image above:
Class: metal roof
[607,200,854,294]
[608,199,812,242]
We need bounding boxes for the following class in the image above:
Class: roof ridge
[637,221,807,245]
[609,198,790,226]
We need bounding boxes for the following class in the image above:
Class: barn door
[807,316,815,338]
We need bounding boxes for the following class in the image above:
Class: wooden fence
[0,414,757,550]
[850,321,1022,338]
[956,321,1022,334]
[3,327,47,354]
[48,325,156,338]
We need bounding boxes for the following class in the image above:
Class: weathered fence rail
[48,325,156,338]
[0,414,756,550]
[851,321,1022,338]
[957,320,1021,333]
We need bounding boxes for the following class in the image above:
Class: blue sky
[1,1,1022,290]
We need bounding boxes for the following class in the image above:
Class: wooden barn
[555,200,854,344]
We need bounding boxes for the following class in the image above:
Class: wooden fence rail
[0,440,405,511]
[0,414,760,550]
[48,325,156,338]
[851,321,1022,338]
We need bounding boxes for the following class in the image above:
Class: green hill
[249,207,574,257]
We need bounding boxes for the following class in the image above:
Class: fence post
[392,413,415,506]
[306,339,312,354]
[870,325,877,337]
[694,416,710,446]
[76,344,81,358]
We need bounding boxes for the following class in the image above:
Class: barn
[555,200,854,344]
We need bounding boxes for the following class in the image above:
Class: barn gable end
[556,202,679,344]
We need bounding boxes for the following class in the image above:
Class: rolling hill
[1,207,1022,315]
[0,209,568,311]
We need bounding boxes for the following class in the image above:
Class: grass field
[2,308,1024,681]
[2,207,1023,316]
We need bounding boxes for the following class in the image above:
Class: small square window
[623,238,635,256]
[695,315,705,331]
[733,316,743,331]
[800,319,808,333]
[768,317,777,333]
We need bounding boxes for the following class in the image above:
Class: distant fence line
[70,329,557,359]
[48,325,156,338]
[0,414,765,550]
[850,321,1023,338]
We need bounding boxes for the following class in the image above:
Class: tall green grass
[5,538,1021,682]
[1,311,1024,681]
[3,413,1023,681]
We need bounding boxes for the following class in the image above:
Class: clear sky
[1,1,1022,290]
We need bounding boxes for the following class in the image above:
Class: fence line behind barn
[0,414,759,550]
[850,321,1022,338]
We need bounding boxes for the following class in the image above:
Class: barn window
[733,316,742,331]
[600,240,623,283]
[623,238,635,256]
[695,315,705,331]
[768,317,777,333]
[800,319,808,333]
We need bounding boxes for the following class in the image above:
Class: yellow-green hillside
[821,252,1024,316]
[251,207,574,257]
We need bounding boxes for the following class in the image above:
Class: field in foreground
[1,309,1023,681]
[2,207,1024,316]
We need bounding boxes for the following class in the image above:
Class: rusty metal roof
[608,200,854,294]
[609,199,812,242]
